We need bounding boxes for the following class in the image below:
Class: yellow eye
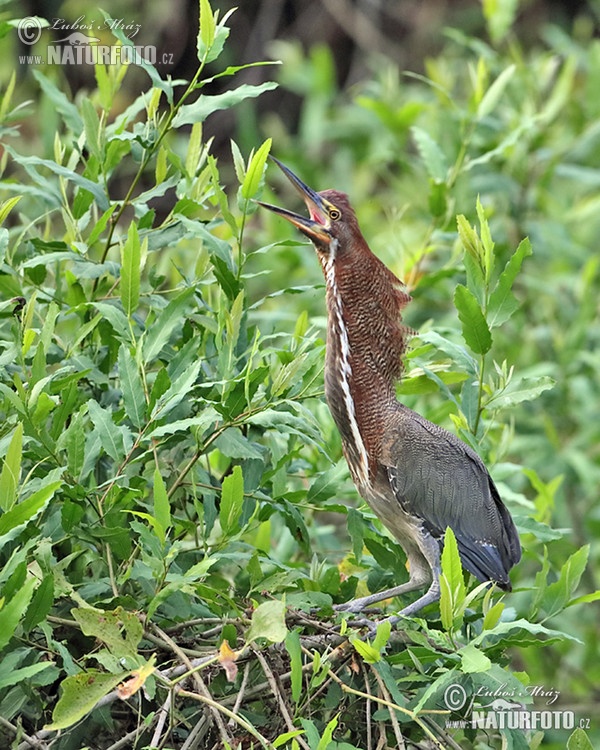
[328,207,341,221]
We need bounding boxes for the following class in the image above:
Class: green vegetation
[0,1,598,748]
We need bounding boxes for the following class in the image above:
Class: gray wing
[381,406,521,589]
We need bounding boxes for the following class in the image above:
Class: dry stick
[151,624,234,748]
[179,715,210,750]
[177,687,274,750]
[326,668,447,750]
[228,661,251,722]
[0,716,47,750]
[253,649,312,750]
[371,667,406,750]
[149,690,174,749]
[360,661,373,750]
[104,724,152,750]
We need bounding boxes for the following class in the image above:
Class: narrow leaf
[87,400,130,463]
[198,0,215,54]
[488,238,532,328]
[118,345,146,429]
[220,465,244,534]
[241,138,272,200]
[0,481,62,542]
[0,577,37,651]
[153,469,171,545]
[285,629,303,703]
[440,526,466,632]
[411,126,448,182]
[120,223,141,316]
[486,375,555,409]
[0,422,23,511]
[459,642,492,673]
[142,287,196,363]
[454,284,492,354]
[477,64,516,119]
[541,546,589,618]
[172,83,278,128]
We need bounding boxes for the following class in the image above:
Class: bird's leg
[335,555,432,615]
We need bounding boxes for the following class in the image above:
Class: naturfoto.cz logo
[442,682,591,733]
[16,16,174,67]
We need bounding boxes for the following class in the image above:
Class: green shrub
[0,1,597,748]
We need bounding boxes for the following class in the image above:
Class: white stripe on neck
[324,239,370,487]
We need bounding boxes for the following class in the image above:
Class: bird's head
[258,158,360,258]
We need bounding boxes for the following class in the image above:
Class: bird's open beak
[257,157,332,244]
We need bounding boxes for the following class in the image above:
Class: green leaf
[0,577,37,651]
[142,286,196,363]
[220,465,244,535]
[0,480,62,543]
[153,469,171,545]
[567,728,594,750]
[440,526,466,632]
[285,629,303,704]
[63,409,86,478]
[46,670,128,731]
[470,618,581,649]
[4,146,109,211]
[482,0,519,44]
[120,222,141,317]
[118,345,146,429]
[198,0,216,55]
[477,64,516,119]
[32,70,83,134]
[274,730,306,748]
[540,546,589,618]
[0,196,22,226]
[22,574,54,633]
[213,427,263,460]
[307,461,348,504]
[0,422,23,511]
[150,360,202,420]
[350,636,382,664]
[488,238,532,328]
[486,375,555,409]
[241,138,272,200]
[246,600,287,643]
[411,126,448,182]
[0,661,55,691]
[172,82,278,127]
[454,284,492,354]
[459,642,492,673]
[316,714,339,750]
[93,302,132,342]
[87,399,131,463]
[72,605,143,659]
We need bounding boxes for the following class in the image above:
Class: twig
[151,624,233,748]
[253,649,312,750]
[180,714,209,750]
[326,667,447,750]
[0,716,47,750]
[361,661,373,750]
[229,661,251,721]
[177,687,274,749]
[371,666,405,750]
[104,724,150,750]
[149,690,173,748]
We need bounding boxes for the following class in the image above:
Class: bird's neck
[319,244,411,487]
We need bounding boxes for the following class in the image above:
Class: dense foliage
[0,1,598,748]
